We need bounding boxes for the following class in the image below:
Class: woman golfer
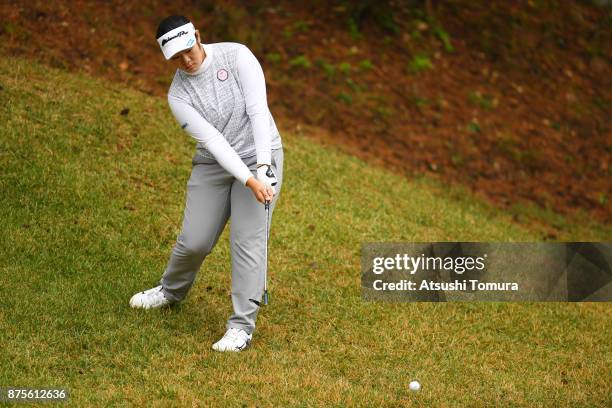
[129,15,283,353]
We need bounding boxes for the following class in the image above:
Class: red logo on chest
[217,69,228,81]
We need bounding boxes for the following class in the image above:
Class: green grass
[0,57,610,407]
[409,54,433,73]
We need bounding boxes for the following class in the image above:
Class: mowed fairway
[0,58,610,407]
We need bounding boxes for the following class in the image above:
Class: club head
[249,291,269,306]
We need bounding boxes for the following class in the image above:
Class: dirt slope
[1,0,610,224]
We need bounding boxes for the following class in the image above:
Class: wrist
[245,176,256,187]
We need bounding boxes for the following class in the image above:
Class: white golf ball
[409,380,421,391]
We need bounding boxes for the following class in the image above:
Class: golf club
[250,200,270,306]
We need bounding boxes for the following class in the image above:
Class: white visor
[157,22,197,60]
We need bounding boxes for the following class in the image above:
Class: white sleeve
[168,95,253,186]
[236,45,272,166]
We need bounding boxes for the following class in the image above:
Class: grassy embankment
[0,58,610,406]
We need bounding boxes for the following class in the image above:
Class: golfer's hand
[246,177,275,204]
[257,165,277,195]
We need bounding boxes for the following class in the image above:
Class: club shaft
[264,202,269,305]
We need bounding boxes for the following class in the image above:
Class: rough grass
[0,57,610,407]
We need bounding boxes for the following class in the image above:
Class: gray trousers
[159,148,283,335]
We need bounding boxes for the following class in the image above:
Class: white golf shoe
[129,285,171,309]
[212,328,252,352]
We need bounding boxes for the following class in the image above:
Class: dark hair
[156,15,191,40]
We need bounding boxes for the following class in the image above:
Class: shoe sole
[212,339,251,352]
[129,296,171,309]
